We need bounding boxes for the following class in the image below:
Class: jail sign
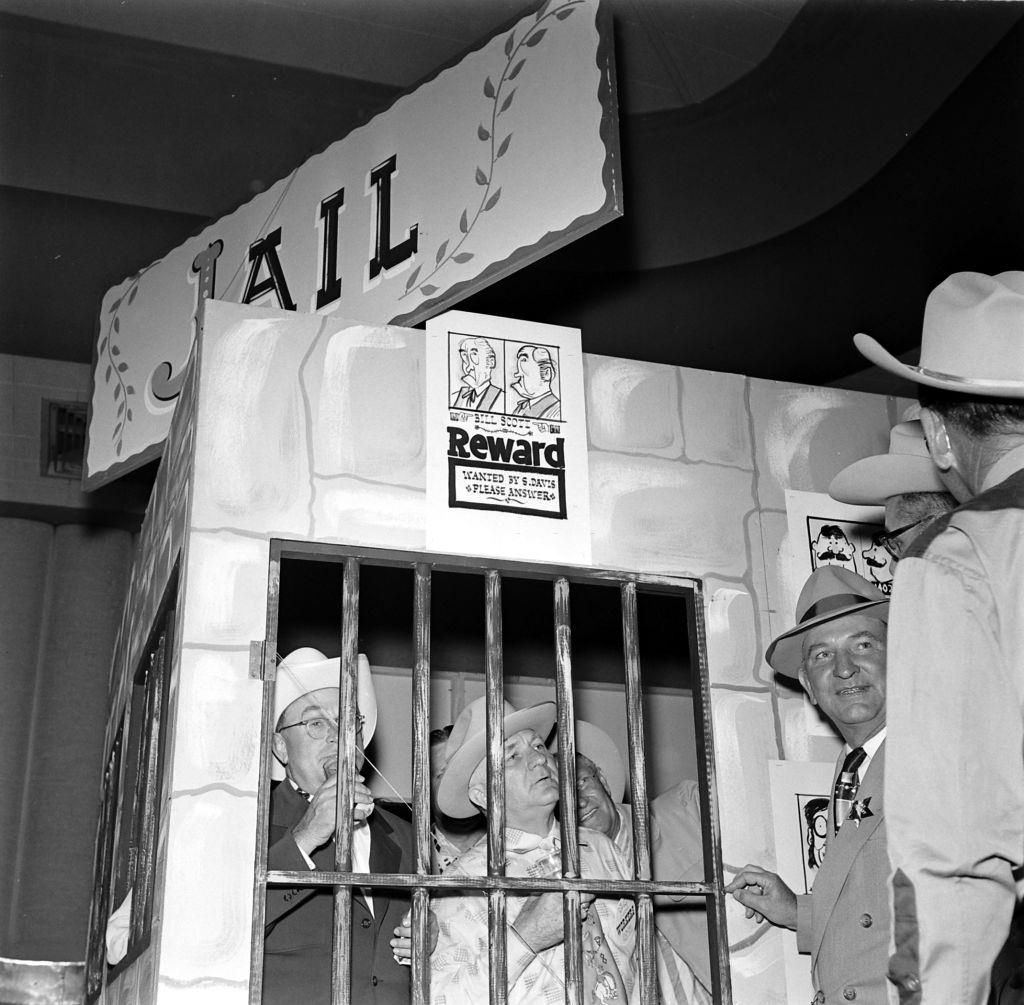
[84,0,620,489]
[426,310,591,564]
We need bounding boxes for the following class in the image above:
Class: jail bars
[251,542,730,1005]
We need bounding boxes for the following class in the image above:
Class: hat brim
[436,702,557,818]
[766,598,889,681]
[855,333,1024,399]
[828,452,947,505]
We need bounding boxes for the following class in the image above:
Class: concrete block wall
[98,302,904,1004]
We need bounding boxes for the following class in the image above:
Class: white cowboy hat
[272,647,377,781]
[550,719,626,803]
[854,271,1024,398]
[828,420,947,505]
[436,697,557,819]
[766,566,889,681]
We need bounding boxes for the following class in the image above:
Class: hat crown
[794,565,886,626]
[920,271,1024,383]
[444,697,517,765]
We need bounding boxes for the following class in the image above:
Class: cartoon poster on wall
[768,759,836,1003]
[425,310,590,564]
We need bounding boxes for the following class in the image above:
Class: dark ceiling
[2,0,1023,405]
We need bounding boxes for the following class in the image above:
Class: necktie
[832,746,866,834]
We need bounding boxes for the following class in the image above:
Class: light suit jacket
[796,743,890,1004]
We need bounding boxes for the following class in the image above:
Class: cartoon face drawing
[511,345,556,399]
[861,534,894,594]
[813,524,856,565]
[459,337,496,386]
[803,796,830,872]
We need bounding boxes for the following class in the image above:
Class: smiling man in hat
[262,647,414,1005]
[726,565,891,1005]
[854,270,1024,1003]
[429,696,639,1005]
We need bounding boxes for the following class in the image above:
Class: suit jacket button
[859,913,873,928]
[372,976,379,986]
[843,988,857,1000]
[361,918,371,929]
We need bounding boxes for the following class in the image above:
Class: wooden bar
[248,545,282,1003]
[266,870,710,896]
[411,564,432,1005]
[553,577,584,1005]
[484,569,509,1005]
[620,582,656,1005]
[689,584,732,1002]
[331,557,361,1005]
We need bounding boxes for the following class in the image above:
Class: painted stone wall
[99,301,903,1004]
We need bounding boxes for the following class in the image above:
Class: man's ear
[797,666,817,706]
[272,732,289,767]
[468,783,487,812]
[920,408,955,472]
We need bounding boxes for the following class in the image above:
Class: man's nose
[833,649,857,678]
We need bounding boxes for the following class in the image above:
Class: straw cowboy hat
[550,719,627,803]
[854,271,1024,398]
[766,566,889,680]
[271,647,377,781]
[436,696,556,819]
[828,420,947,505]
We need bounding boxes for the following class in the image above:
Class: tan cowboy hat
[828,420,947,505]
[436,696,557,819]
[272,647,377,781]
[854,271,1024,398]
[766,566,889,680]
[550,719,626,803]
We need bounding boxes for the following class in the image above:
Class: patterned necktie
[832,746,866,834]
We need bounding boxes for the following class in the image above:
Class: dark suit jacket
[263,782,413,1004]
[796,743,890,1005]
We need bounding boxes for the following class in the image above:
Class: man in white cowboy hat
[854,270,1024,1003]
[726,565,891,1005]
[567,722,713,1003]
[428,696,638,1005]
[262,647,414,1005]
[829,418,957,569]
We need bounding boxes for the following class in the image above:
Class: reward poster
[426,310,591,564]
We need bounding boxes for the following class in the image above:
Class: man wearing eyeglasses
[263,647,414,1005]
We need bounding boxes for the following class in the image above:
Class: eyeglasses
[876,516,931,560]
[278,713,365,741]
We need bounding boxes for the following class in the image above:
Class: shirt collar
[845,726,886,762]
[981,442,1024,493]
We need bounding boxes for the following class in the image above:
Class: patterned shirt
[429,823,636,1005]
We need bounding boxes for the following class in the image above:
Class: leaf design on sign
[111,345,120,356]
[459,210,469,233]
[508,59,526,81]
[483,76,495,98]
[421,284,439,295]
[105,365,112,384]
[113,316,120,332]
[127,286,138,304]
[127,409,133,422]
[108,299,121,313]
[435,240,449,265]
[504,31,515,57]
[484,188,502,212]
[405,265,423,291]
[126,386,135,395]
[99,337,108,354]
[478,123,490,141]
[499,90,516,114]
[556,6,574,19]
[117,401,125,417]
[537,0,552,19]
[453,253,474,264]
[117,363,128,372]
[475,166,488,185]
[114,385,121,400]
[526,28,547,47]
[496,134,513,158]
